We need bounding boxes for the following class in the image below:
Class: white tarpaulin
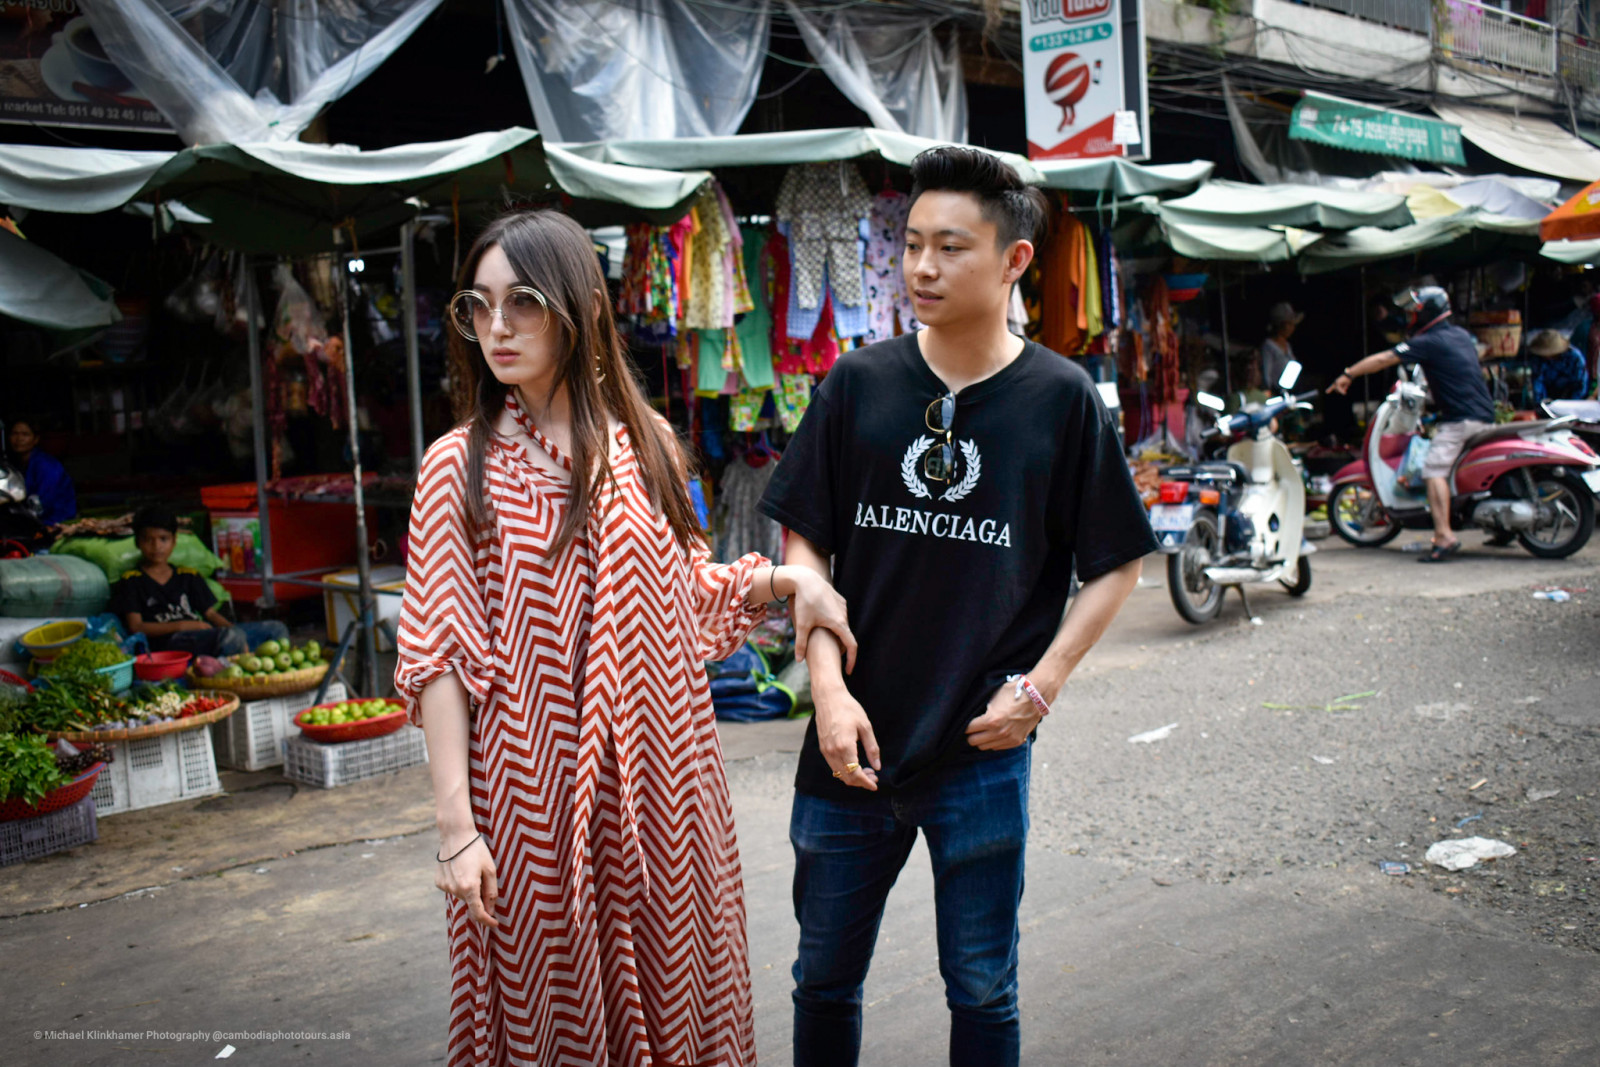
[1036,158,1212,195]
[1432,103,1600,184]
[502,0,770,143]
[0,227,120,331]
[80,0,445,145]
[783,2,966,143]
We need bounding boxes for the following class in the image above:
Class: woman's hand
[435,833,500,928]
[786,567,857,674]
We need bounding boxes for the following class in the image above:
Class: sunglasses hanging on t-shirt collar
[924,394,957,483]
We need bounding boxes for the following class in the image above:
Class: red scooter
[1328,364,1600,557]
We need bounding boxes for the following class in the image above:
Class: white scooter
[1152,362,1319,624]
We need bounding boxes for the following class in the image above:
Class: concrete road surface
[4,535,1597,1065]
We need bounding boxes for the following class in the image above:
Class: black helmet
[1393,286,1451,336]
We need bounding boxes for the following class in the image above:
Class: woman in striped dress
[396,210,856,1066]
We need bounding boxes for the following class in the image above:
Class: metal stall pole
[1219,270,1232,398]
[401,220,425,476]
[341,262,380,697]
[1360,267,1371,416]
[245,264,277,610]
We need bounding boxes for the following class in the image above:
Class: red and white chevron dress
[396,397,766,1066]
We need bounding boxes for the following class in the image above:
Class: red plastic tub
[134,651,193,681]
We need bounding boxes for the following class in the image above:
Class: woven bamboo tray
[184,662,330,700]
[47,693,239,744]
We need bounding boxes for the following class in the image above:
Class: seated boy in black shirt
[110,506,288,658]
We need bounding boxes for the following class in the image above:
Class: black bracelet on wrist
[769,566,790,606]
[437,832,483,864]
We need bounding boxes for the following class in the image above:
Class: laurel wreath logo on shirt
[901,436,983,503]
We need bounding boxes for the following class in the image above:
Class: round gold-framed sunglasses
[449,286,551,341]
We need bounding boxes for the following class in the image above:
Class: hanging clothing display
[1039,211,1090,356]
[864,190,918,343]
[775,161,872,310]
[734,226,777,392]
[713,456,785,564]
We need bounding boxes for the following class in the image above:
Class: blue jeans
[790,744,1030,1067]
[165,620,289,658]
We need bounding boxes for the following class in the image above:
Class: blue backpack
[706,643,797,722]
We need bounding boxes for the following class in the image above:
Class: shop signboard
[1021,0,1147,161]
[0,3,170,133]
[1289,92,1465,166]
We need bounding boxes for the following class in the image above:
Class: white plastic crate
[88,729,221,815]
[281,725,428,789]
[1,797,98,866]
[211,681,347,772]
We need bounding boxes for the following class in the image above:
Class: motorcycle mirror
[1278,360,1303,390]
[1197,392,1226,412]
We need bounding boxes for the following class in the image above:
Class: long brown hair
[448,209,702,555]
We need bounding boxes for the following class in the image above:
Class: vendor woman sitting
[1526,329,1591,403]
[111,506,289,658]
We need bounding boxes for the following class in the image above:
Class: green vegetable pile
[37,638,131,677]
[0,733,66,805]
[19,670,129,734]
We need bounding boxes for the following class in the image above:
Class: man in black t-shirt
[1329,286,1495,562]
[760,148,1156,1067]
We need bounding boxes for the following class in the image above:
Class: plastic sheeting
[79,0,445,145]
[783,1,966,143]
[557,127,1043,183]
[502,0,770,143]
[0,227,120,331]
[1433,103,1600,184]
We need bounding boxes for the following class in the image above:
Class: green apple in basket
[290,649,305,667]
[305,640,322,659]
[257,639,281,657]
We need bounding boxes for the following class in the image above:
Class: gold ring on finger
[844,761,860,774]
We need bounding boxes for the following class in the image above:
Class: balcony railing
[1439,0,1557,76]
[1301,0,1431,36]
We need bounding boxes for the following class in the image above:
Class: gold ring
[844,761,860,774]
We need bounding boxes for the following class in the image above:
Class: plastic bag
[706,643,795,723]
[1398,436,1432,490]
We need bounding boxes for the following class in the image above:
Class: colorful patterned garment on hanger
[865,191,919,342]
[777,373,813,433]
[729,387,767,432]
[775,162,872,310]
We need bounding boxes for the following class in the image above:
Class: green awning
[0,129,711,254]
[1035,158,1213,196]
[1298,210,1540,273]
[1542,238,1600,264]
[1160,179,1413,230]
[0,227,120,331]
[558,127,1044,183]
[1290,92,1465,166]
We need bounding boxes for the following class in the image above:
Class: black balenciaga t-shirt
[760,333,1158,800]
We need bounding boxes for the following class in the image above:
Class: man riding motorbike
[1327,287,1496,563]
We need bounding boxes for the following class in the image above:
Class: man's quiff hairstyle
[908,146,1049,249]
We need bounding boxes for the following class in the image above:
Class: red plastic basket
[0,762,106,822]
[294,698,408,744]
[135,651,193,681]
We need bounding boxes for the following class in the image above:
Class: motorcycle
[1328,365,1600,557]
[1153,362,1319,624]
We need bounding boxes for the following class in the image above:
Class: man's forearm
[784,532,847,694]
[1028,557,1143,703]
[1344,351,1398,378]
